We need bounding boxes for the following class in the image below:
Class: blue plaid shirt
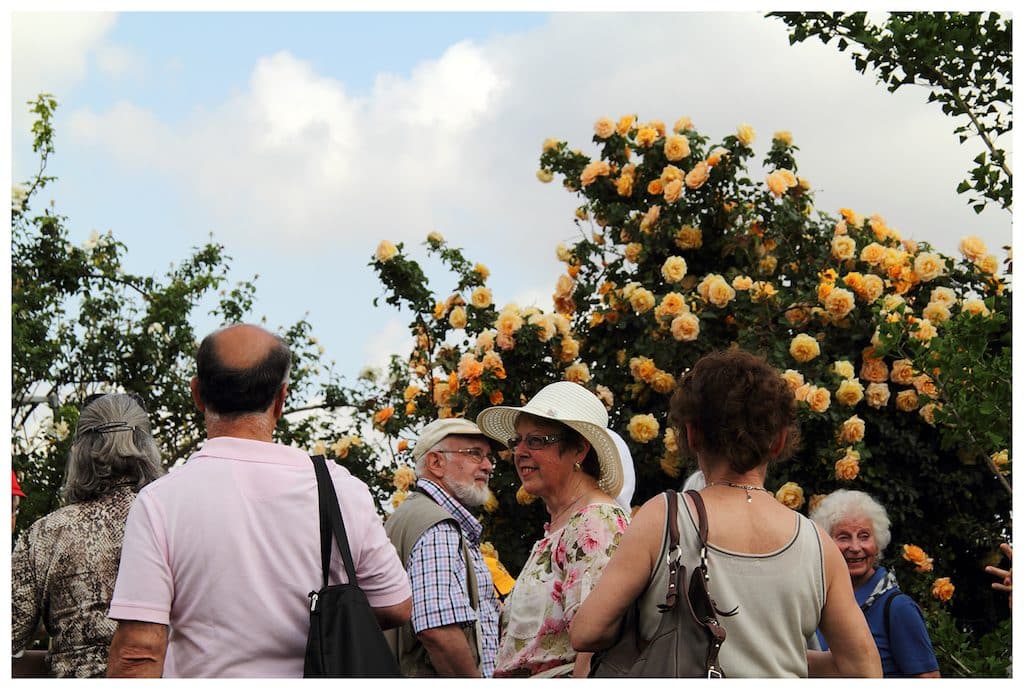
[407,479,499,677]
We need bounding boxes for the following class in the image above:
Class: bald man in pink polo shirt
[107,324,411,677]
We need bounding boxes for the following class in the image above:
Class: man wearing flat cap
[385,418,501,677]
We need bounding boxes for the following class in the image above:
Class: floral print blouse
[493,502,629,677]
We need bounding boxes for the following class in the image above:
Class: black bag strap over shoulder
[312,454,357,590]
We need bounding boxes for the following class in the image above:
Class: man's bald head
[195,324,292,417]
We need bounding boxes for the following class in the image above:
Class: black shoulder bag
[590,489,734,678]
[303,455,403,677]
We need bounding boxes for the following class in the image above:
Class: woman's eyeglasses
[435,448,499,465]
[507,434,563,450]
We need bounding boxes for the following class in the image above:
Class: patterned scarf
[860,567,900,612]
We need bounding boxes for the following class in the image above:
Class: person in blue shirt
[811,489,940,678]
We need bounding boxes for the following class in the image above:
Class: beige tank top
[638,492,825,678]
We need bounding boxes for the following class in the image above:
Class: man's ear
[190,377,206,414]
[424,450,447,481]
[272,383,288,418]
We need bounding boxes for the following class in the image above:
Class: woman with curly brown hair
[571,349,881,677]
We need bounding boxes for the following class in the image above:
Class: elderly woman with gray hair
[11,393,165,678]
[810,489,940,678]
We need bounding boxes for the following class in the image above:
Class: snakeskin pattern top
[11,484,139,678]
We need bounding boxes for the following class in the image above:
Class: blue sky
[8,8,1014,396]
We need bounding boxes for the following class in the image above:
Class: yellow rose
[959,235,987,262]
[919,402,940,425]
[928,286,955,306]
[651,371,677,395]
[664,134,691,162]
[660,453,682,479]
[806,385,832,413]
[789,333,821,363]
[977,254,999,275]
[773,130,793,146]
[990,449,1009,468]
[684,161,710,189]
[962,298,990,316]
[663,178,684,204]
[670,313,700,342]
[859,242,886,266]
[824,287,856,320]
[474,263,490,281]
[836,378,865,407]
[736,123,756,146]
[890,359,915,385]
[391,489,409,509]
[558,336,580,362]
[655,292,687,321]
[496,308,524,335]
[766,169,798,197]
[374,239,397,262]
[902,543,928,565]
[629,355,658,383]
[629,287,656,314]
[775,482,805,510]
[595,384,614,410]
[912,374,938,399]
[865,382,891,409]
[628,414,660,443]
[861,274,884,303]
[516,485,538,505]
[923,301,951,324]
[448,306,468,329]
[705,276,736,308]
[564,362,591,384]
[616,114,636,136]
[840,415,866,444]
[661,256,688,284]
[895,389,919,412]
[732,275,753,291]
[554,274,575,300]
[675,225,703,250]
[793,383,811,403]
[807,493,826,515]
[913,252,945,282]
[835,451,860,481]
[750,281,777,303]
[831,235,857,261]
[706,146,729,167]
[659,164,684,185]
[536,169,556,184]
[640,204,661,233]
[758,255,778,275]
[781,369,805,391]
[393,465,417,491]
[932,577,955,602]
[832,360,855,380]
[912,318,938,343]
[470,286,493,309]
[594,117,615,139]
[580,160,611,187]
[542,137,560,152]
[859,357,888,383]
[673,116,693,133]
[647,179,664,195]
[636,126,658,148]
[615,173,634,197]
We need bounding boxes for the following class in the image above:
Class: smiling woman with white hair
[810,489,940,678]
[11,393,165,678]
[476,381,629,678]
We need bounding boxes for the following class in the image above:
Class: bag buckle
[707,666,723,679]
[308,591,319,612]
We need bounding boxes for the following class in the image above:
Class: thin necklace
[706,480,770,503]
[548,487,588,528]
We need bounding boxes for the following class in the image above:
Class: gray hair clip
[80,421,137,435]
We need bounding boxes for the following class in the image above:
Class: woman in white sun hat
[476,381,629,678]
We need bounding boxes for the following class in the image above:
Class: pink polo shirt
[109,436,411,677]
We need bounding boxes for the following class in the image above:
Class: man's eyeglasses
[507,434,563,450]
[436,448,499,465]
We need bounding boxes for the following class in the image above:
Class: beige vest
[384,491,480,677]
[638,492,825,678]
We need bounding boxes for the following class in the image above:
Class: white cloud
[58,12,1011,307]
[362,318,414,371]
[11,13,118,124]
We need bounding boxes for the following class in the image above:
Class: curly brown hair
[668,349,801,474]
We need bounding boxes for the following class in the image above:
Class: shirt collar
[416,478,483,545]
[189,436,312,467]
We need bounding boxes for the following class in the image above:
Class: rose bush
[361,112,1010,675]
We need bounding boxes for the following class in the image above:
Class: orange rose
[932,577,954,602]
[373,406,395,428]
[835,453,860,481]
[685,161,710,189]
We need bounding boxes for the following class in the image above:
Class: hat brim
[476,405,624,497]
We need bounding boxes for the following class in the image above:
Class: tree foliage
[770,11,1012,214]
[11,96,396,530]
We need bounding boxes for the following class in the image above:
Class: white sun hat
[608,429,635,512]
[475,381,623,497]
